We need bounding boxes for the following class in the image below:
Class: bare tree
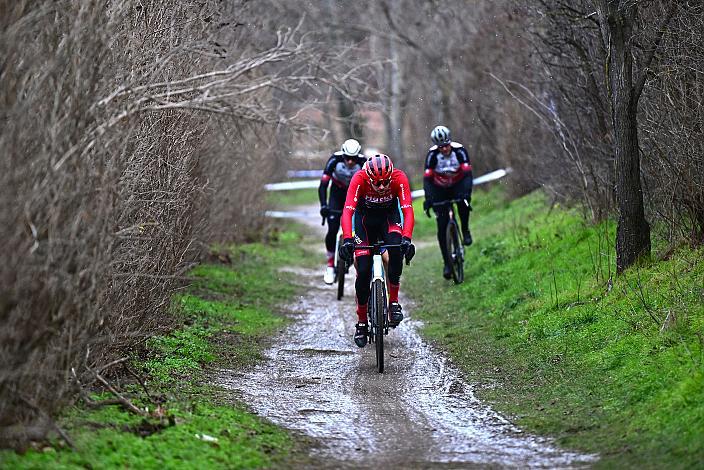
[593,0,677,271]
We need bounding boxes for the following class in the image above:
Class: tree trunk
[596,1,651,273]
[337,92,364,141]
[387,36,405,167]
[326,0,363,144]
[431,75,445,125]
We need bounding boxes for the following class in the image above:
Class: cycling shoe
[354,323,368,348]
[389,302,404,327]
[443,264,452,280]
[323,266,335,284]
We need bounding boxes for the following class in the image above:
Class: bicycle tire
[454,232,464,284]
[446,221,464,284]
[336,260,345,300]
[372,278,385,373]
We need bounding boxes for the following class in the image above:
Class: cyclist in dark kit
[423,125,473,280]
[338,154,415,348]
[319,139,367,284]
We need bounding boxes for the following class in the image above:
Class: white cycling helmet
[430,125,451,145]
[341,138,362,157]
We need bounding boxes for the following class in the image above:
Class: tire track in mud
[217,209,597,468]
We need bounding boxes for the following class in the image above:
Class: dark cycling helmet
[341,138,361,157]
[430,125,451,145]
[364,154,394,185]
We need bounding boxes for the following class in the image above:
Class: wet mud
[217,208,597,468]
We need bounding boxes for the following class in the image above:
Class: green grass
[406,188,704,468]
[1,402,297,470]
[1,229,312,469]
[267,188,319,207]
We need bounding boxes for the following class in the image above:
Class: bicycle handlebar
[351,242,415,266]
[431,198,469,207]
[321,209,344,226]
[426,198,471,218]
[352,243,401,250]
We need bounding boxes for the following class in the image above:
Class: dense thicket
[0,0,355,444]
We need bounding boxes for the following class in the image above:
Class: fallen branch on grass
[72,367,146,417]
[93,373,146,417]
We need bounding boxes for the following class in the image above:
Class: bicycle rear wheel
[336,260,345,300]
[446,220,464,284]
[372,278,385,373]
[334,234,344,300]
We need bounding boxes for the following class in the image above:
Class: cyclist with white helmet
[423,125,474,280]
[338,154,415,347]
[319,139,367,284]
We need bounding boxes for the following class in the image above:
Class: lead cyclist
[338,154,415,348]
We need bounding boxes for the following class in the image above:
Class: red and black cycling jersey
[423,142,472,188]
[318,151,367,206]
[341,168,415,240]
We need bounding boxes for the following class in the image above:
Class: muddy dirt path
[218,208,596,468]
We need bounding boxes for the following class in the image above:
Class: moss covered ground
[1,230,314,469]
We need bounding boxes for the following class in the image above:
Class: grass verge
[406,187,704,468]
[267,187,319,208]
[0,229,313,469]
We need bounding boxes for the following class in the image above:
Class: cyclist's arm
[318,155,336,206]
[423,150,437,199]
[341,172,363,239]
[395,171,415,239]
[456,146,474,191]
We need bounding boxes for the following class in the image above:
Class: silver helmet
[430,125,451,145]
[341,139,362,157]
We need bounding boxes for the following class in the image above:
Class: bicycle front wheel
[446,221,464,284]
[372,278,385,373]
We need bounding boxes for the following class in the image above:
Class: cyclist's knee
[386,246,402,263]
[387,265,402,284]
[436,218,449,237]
[355,255,372,276]
[327,216,341,232]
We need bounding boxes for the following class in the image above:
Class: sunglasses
[372,178,392,188]
[438,143,451,149]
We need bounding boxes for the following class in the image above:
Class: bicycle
[345,241,414,373]
[427,198,469,285]
[333,229,348,300]
[322,209,346,300]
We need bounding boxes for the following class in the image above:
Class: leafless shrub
[640,3,704,244]
[521,0,702,247]
[0,0,345,444]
